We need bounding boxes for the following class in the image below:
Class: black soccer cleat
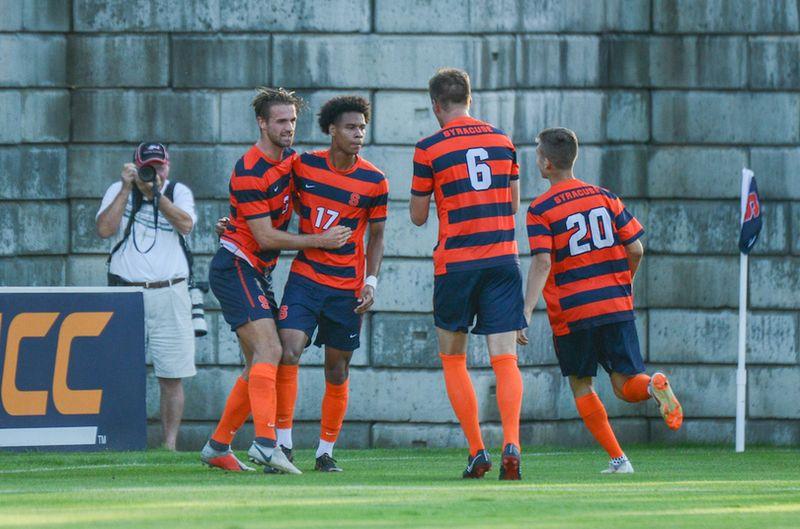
[315,453,343,472]
[279,445,294,463]
[462,449,492,479]
[499,444,521,481]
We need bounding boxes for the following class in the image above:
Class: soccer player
[274,96,388,472]
[200,88,351,474]
[410,68,525,480]
[519,127,683,474]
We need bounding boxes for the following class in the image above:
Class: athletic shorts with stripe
[278,272,362,351]
[209,247,278,331]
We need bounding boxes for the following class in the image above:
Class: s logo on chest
[349,192,361,207]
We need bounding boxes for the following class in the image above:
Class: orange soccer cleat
[650,372,683,431]
[200,441,254,472]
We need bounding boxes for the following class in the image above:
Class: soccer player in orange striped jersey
[519,128,683,474]
[201,88,351,475]
[275,96,388,472]
[410,68,525,480]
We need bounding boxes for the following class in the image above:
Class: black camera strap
[107,181,194,282]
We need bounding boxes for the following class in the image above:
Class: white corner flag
[736,168,762,453]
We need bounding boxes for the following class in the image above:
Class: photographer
[95,142,197,451]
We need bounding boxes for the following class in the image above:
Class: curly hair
[317,96,371,134]
[252,87,304,120]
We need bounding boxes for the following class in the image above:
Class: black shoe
[280,445,294,463]
[315,453,342,472]
[462,449,492,479]
[499,444,521,481]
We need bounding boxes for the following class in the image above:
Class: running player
[519,127,683,474]
[274,96,388,472]
[200,87,351,474]
[410,68,525,480]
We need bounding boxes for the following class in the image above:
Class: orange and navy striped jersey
[527,178,644,336]
[411,116,520,276]
[289,150,388,293]
[220,144,296,274]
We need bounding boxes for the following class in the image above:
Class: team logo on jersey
[349,192,360,207]
[257,295,271,311]
[279,305,288,320]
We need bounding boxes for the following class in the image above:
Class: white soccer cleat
[601,458,634,474]
[248,440,302,475]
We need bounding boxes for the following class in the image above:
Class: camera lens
[137,165,156,183]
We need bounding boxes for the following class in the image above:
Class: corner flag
[735,168,762,453]
[739,170,762,254]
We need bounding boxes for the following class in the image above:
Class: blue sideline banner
[0,287,146,451]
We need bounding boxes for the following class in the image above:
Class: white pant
[143,280,197,379]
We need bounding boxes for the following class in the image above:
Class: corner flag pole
[735,168,754,453]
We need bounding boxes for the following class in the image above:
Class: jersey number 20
[466,148,492,190]
[566,207,615,256]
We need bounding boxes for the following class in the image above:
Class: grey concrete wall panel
[172,36,270,88]
[649,310,799,364]
[20,91,70,143]
[68,35,169,88]
[749,367,800,418]
[0,35,66,87]
[647,148,747,199]
[0,256,65,285]
[72,90,220,143]
[68,145,137,198]
[649,36,747,89]
[221,0,371,32]
[517,36,601,88]
[647,201,788,255]
[652,92,800,144]
[750,258,800,309]
[273,35,515,90]
[74,0,221,32]
[749,148,800,200]
[0,0,69,31]
[646,256,738,308]
[750,37,800,90]
[0,146,67,200]
[654,0,800,33]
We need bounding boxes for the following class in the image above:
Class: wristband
[364,275,378,290]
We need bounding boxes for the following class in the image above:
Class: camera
[137,164,157,183]
[189,280,209,337]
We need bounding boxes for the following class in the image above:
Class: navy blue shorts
[209,248,278,331]
[553,320,645,377]
[433,263,527,335]
[278,273,361,351]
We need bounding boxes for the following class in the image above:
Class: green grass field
[1,446,798,529]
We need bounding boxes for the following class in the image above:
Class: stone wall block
[68,35,169,87]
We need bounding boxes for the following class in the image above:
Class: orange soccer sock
[248,363,278,442]
[320,379,349,443]
[210,376,251,446]
[490,354,523,449]
[276,364,299,430]
[440,353,484,455]
[575,392,624,459]
[621,374,651,403]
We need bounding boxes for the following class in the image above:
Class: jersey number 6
[466,148,492,191]
[566,207,615,256]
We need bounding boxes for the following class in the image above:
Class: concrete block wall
[1,0,798,450]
